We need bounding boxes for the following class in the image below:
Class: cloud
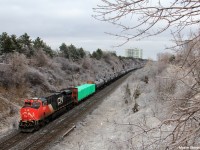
[0,0,174,60]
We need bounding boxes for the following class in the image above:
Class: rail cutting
[0,67,141,150]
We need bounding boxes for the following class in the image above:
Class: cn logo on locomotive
[57,96,64,105]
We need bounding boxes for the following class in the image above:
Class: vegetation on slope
[0,32,145,135]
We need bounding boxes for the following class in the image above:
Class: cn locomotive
[19,68,135,132]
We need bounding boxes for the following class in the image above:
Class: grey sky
[0,0,174,60]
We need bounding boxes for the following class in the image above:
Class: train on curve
[19,68,135,132]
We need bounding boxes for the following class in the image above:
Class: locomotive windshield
[23,101,40,109]
[24,102,31,107]
[32,102,40,109]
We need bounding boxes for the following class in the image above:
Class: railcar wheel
[45,118,50,124]
[35,125,40,131]
[40,120,46,127]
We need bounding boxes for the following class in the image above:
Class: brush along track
[0,71,133,150]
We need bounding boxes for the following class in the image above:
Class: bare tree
[94,0,200,149]
[94,0,200,45]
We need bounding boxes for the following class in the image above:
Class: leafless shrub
[133,87,141,100]
[0,54,6,63]
[0,53,28,89]
[24,69,52,94]
[141,76,149,84]
[157,52,175,64]
[145,38,200,149]
[157,62,168,75]
[55,57,80,72]
[48,60,66,82]
[54,57,70,71]
[133,61,165,82]
[8,105,17,115]
[69,63,80,72]
[31,49,50,67]
[9,52,27,72]
[123,84,131,104]
[82,57,92,69]
[0,65,13,89]
[156,76,177,95]
[103,53,112,65]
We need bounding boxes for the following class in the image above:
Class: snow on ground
[51,68,168,150]
[0,114,19,139]
[0,96,20,138]
[51,77,131,150]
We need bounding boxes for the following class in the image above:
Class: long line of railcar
[19,67,137,132]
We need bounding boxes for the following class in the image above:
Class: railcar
[95,79,104,89]
[70,83,96,103]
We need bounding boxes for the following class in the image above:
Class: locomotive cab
[19,91,73,132]
[24,100,41,109]
[19,98,51,132]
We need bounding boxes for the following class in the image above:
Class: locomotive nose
[21,108,28,120]
[22,111,28,120]
[20,108,35,121]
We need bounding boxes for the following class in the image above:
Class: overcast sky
[0,0,174,60]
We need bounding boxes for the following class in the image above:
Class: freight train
[19,68,135,132]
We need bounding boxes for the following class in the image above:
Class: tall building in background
[125,48,143,58]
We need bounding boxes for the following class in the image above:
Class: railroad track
[0,71,134,150]
[0,132,29,150]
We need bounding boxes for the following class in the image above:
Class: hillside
[52,59,200,149]
[0,50,145,136]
